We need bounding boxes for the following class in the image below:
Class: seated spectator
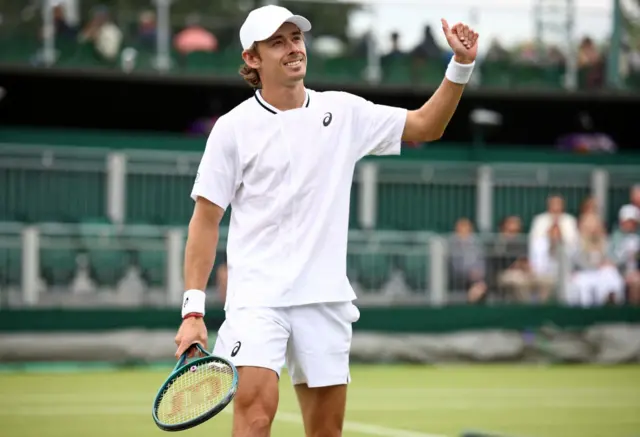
[578,36,604,89]
[546,45,566,68]
[529,221,564,303]
[484,38,510,62]
[516,41,538,64]
[529,194,579,247]
[610,205,640,305]
[411,25,442,61]
[618,185,640,234]
[174,14,218,56]
[448,218,487,303]
[52,3,78,40]
[487,216,531,302]
[580,196,599,217]
[568,214,625,306]
[381,31,405,66]
[78,6,122,62]
[137,10,156,49]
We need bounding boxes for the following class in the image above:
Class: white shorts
[212,301,360,388]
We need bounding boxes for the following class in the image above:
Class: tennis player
[175,5,479,436]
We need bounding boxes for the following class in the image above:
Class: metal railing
[1,222,578,309]
[1,143,638,308]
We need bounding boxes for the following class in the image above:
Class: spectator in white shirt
[529,194,579,248]
[568,214,625,307]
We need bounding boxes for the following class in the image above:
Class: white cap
[239,5,312,51]
[619,204,640,222]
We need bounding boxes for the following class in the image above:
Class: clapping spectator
[529,194,579,247]
[449,218,487,303]
[568,214,625,306]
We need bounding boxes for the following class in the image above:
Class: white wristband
[445,58,475,84]
[182,289,206,318]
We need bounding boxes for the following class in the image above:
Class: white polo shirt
[191,88,407,310]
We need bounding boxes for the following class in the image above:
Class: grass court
[1,364,639,437]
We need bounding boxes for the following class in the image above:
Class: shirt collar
[254,88,310,114]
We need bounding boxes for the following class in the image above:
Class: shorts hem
[291,375,351,388]
[231,362,282,378]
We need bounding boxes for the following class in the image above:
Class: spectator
[618,185,640,233]
[52,3,78,40]
[174,14,218,56]
[137,10,156,48]
[78,6,122,62]
[487,216,531,302]
[546,45,566,68]
[449,218,487,303]
[411,25,442,61]
[578,36,604,89]
[610,205,640,305]
[485,38,509,62]
[517,41,538,64]
[529,194,579,247]
[568,214,625,306]
[529,221,564,303]
[381,31,404,65]
[580,195,599,217]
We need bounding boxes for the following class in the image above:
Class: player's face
[258,23,307,85]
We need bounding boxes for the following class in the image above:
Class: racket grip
[175,343,210,370]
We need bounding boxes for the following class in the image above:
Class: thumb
[441,18,450,36]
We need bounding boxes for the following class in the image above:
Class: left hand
[441,19,479,65]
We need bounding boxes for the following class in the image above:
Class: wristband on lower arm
[181,289,206,318]
[445,58,475,84]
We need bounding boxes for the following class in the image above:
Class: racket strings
[156,360,234,425]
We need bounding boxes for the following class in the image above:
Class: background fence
[1,142,637,309]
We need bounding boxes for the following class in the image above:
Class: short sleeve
[348,94,408,159]
[190,117,240,210]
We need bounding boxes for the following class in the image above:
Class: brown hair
[239,44,261,89]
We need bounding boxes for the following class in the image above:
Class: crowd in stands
[35,3,640,90]
[450,186,640,307]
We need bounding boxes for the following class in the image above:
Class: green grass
[1,365,639,437]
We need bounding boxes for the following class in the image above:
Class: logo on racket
[231,341,241,357]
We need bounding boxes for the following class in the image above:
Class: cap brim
[252,14,312,46]
[285,15,312,33]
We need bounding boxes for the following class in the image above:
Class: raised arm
[402,19,479,143]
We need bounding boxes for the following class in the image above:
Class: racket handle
[175,343,210,370]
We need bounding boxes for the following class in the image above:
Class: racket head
[152,345,238,432]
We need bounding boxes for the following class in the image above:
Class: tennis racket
[152,343,238,432]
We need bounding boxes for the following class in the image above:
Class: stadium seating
[2,33,640,91]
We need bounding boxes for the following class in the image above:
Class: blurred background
[0,1,640,437]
